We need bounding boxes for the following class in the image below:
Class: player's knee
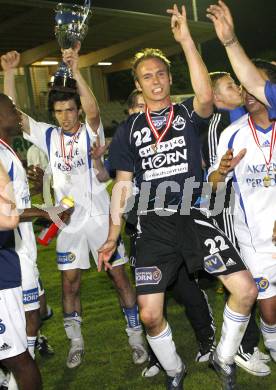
[261,312,276,326]
[139,307,162,330]
[239,281,258,308]
[62,274,80,294]
[260,301,276,325]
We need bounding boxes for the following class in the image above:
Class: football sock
[260,319,276,361]
[216,304,250,364]
[123,305,141,330]
[64,311,83,343]
[146,322,182,377]
[7,373,18,390]
[27,336,36,359]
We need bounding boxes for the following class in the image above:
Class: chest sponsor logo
[139,136,186,158]
[135,266,162,286]
[254,277,269,293]
[203,253,227,274]
[0,319,6,334]
[247,163,276,174]
[172,115,186,131]
[245,163,276,188]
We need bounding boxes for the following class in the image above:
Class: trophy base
[52,75,77,93]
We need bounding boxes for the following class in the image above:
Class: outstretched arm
[207,0,269,105]
[63,47,100,132]
[1,51,30,134]
[167,4,213,118]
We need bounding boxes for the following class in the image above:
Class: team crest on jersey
[0,319,6,334]
[152,116,167,129]
[254,277,269,292]
[172,115,186,131]
[135,266,162,286]
[203,253,227,274]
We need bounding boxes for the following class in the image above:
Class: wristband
[222,35,238,47]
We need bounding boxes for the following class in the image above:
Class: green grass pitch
[36,238,276,390]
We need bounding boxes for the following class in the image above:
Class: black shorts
[135,208,247,295]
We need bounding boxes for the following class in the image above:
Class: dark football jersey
[0,230,21,290]
[109,99,210,209]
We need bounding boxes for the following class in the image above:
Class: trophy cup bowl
[53,1,91,91]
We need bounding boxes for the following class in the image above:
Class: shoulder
[176,98,195,119]
[115,113,144,141]
[219,113,249,145]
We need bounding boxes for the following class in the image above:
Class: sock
[27,336,36,359]
[216,304,250,364]
[123,305,144,347]
[123,305,141,330]
[63,311,83,346]
[146,322,182,377]
[260,318,276,360]
[7,373,18,390]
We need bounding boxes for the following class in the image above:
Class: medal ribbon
[248,115,276,174]
[0,138,21,163]
[60,127,80,168]
[145,104,174,147]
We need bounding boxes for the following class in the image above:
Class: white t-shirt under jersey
[24,117,110,225]
[208,113,276,253]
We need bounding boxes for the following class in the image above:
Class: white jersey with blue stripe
[208,113,276,253]
[24,117,110,223]
[0,143,37,263]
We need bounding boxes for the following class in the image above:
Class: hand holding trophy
[53,0,91,91]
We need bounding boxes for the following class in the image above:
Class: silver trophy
[53,0,91,91]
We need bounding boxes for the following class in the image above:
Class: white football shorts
[0,287,27,360]
[240,244,276,299]
[19,252,40,312]
[56,214,128,270]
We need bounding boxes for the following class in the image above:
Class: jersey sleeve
[181,97,212,135]
[85,119,105,146]
[23,117,53,155]
[109,121,134,173]
[265,81,276,120]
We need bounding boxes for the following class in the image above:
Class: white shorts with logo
[15,226,40,312]
[0,287,27,360]
[240,244,276,299]
[56,214,128,270]
[19,253,40,312]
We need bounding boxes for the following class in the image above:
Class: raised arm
[167,4,213,117]
[1,51,30,134]
[97,170,133,271]
[207,0,268,105]
[63,47,100,132]
[90,136,111,183]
